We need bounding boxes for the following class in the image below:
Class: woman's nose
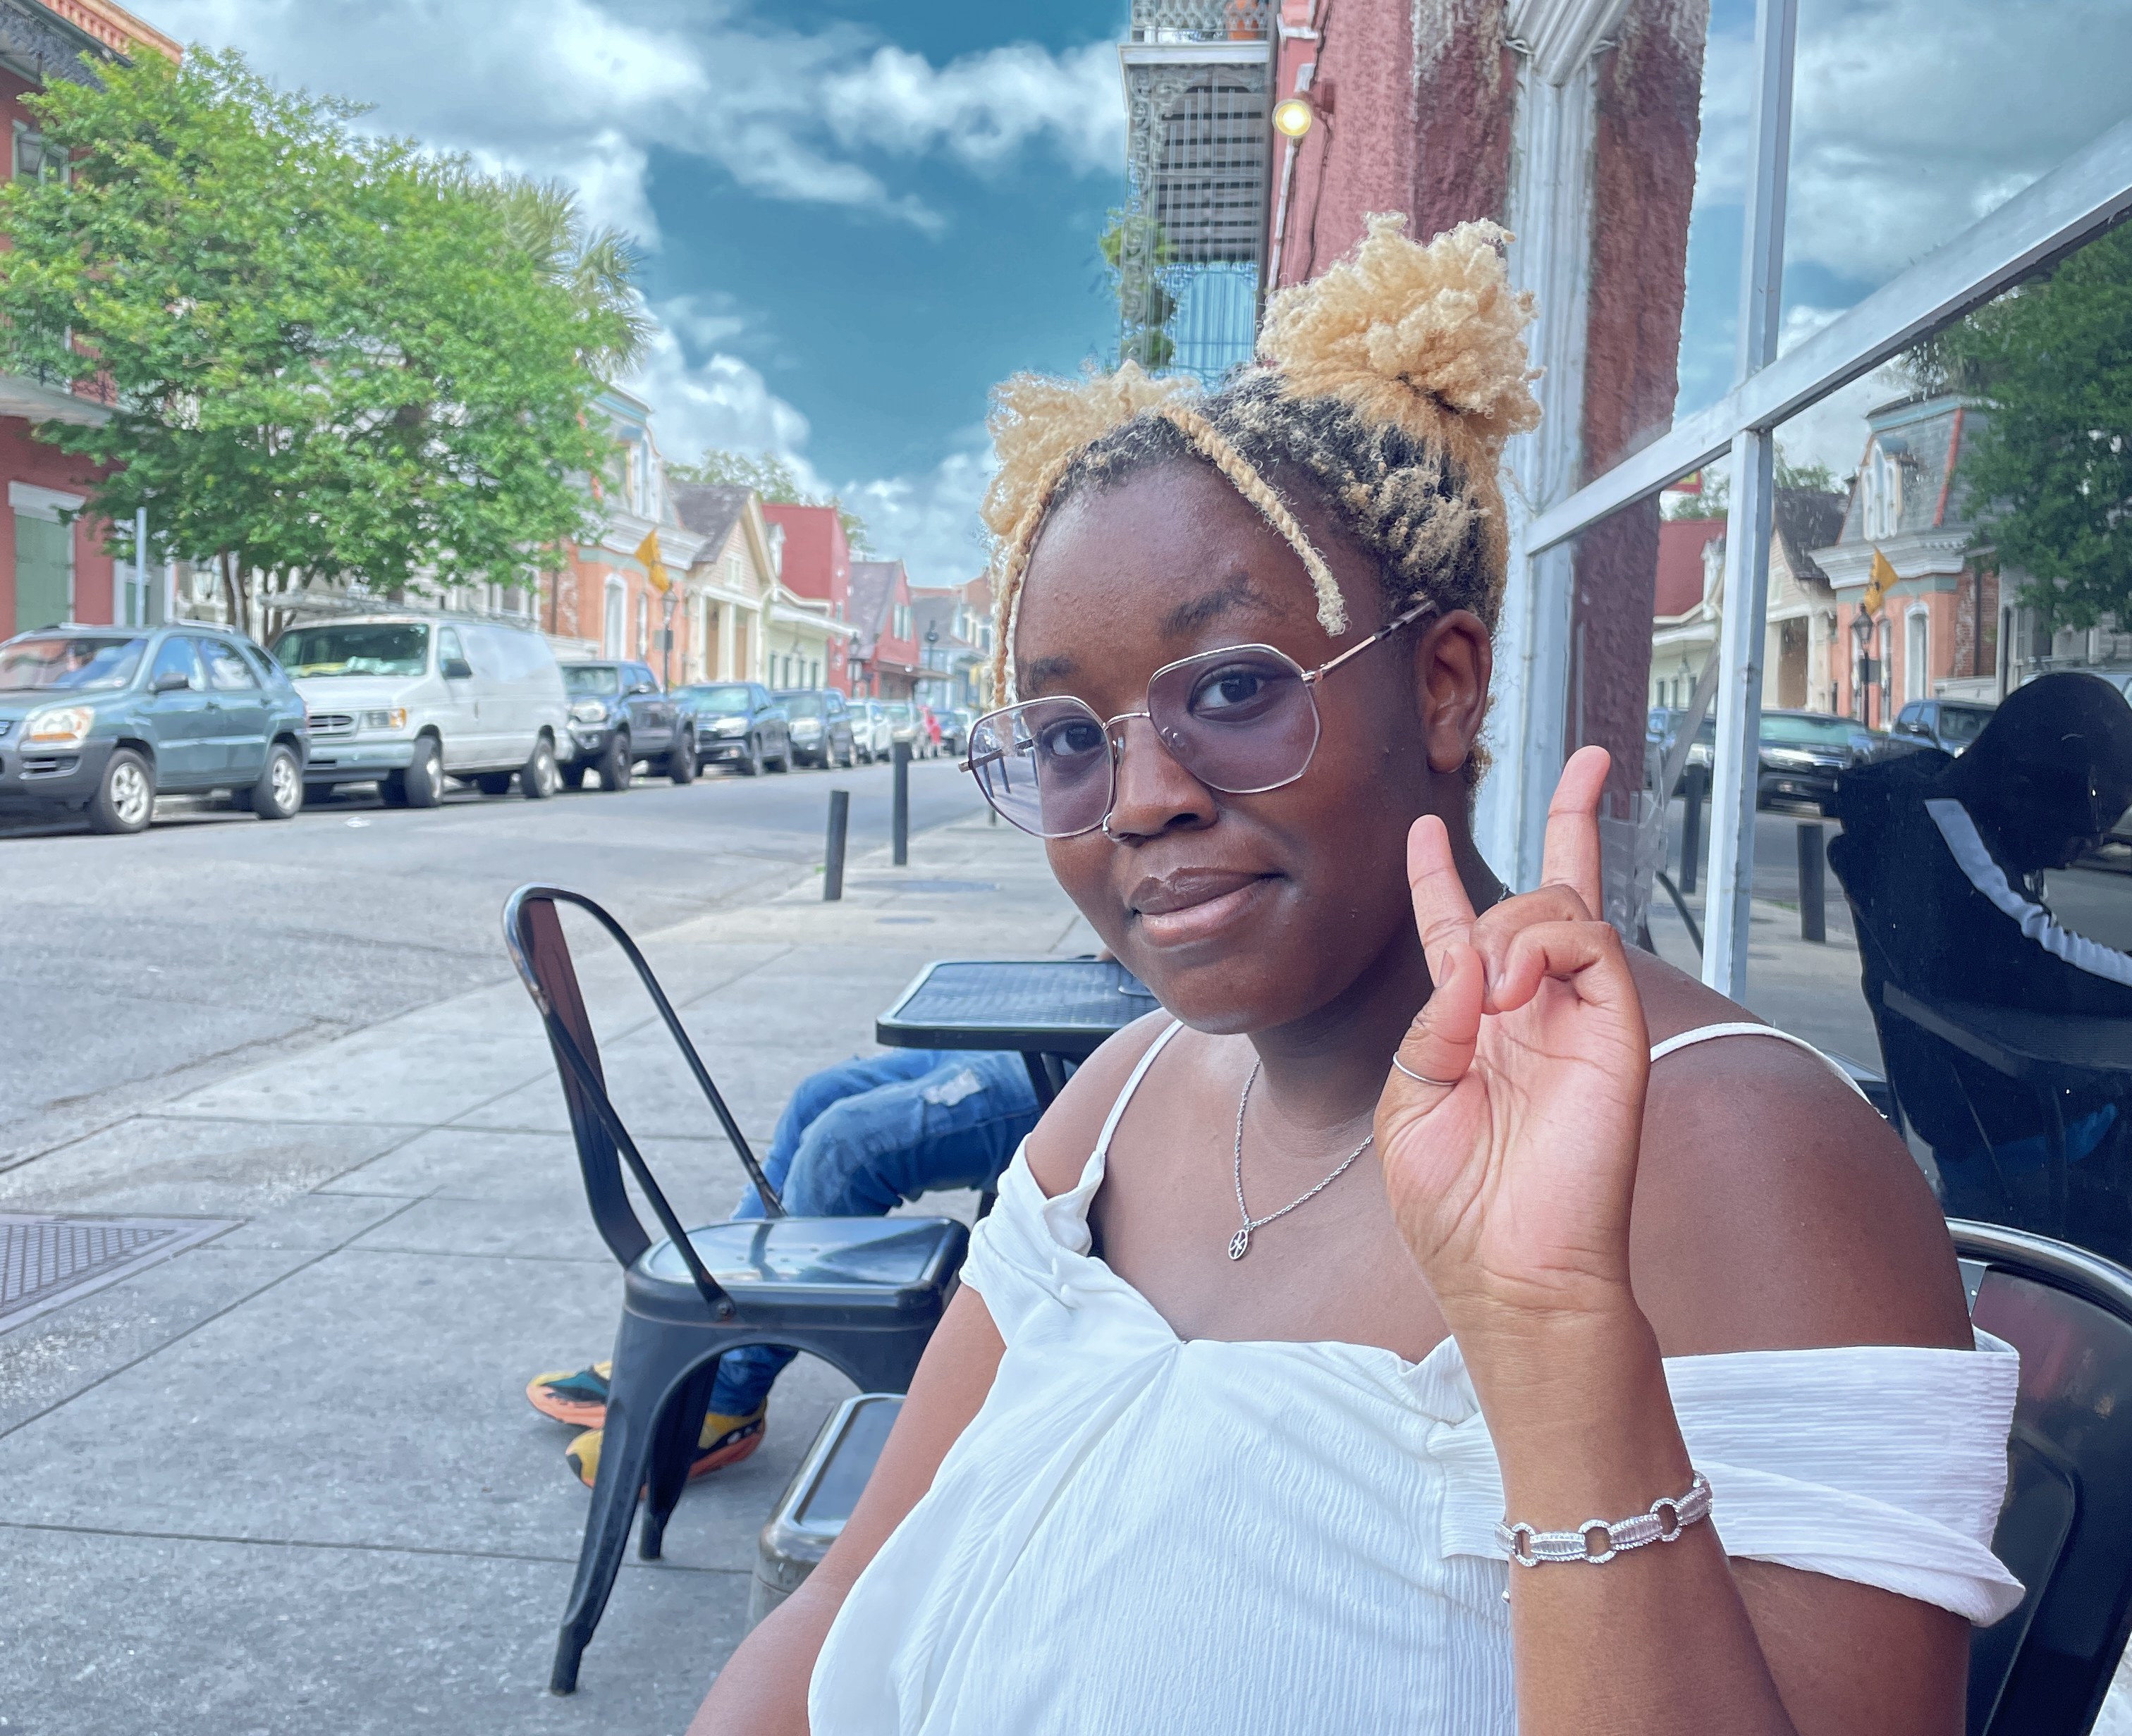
[1103,713,1215,840]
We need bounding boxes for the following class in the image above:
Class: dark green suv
[0,624,309,833]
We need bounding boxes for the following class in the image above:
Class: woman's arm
[1380,748,1973,1736]
[686,1287,1005,1736]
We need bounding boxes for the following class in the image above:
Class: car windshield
[564,664,621,695]
[778,691,824,718]
[679,684,752,713]
[273,624,429,677]
[0,634,147,692]
[1761,714,1856,749]
[1940,706,1993,746]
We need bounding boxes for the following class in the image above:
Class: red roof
[1654,518,1724,619]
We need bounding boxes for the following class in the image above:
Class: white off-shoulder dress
[809,1021,2024,1735]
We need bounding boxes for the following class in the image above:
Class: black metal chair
[502,885,969,1695]
[1955,1221,2132,1733]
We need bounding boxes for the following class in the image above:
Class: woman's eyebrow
[1159,574,1278,636]
[1019,653,1076,692]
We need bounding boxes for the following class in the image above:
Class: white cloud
[624,321,813,477]
[841,447,998,589]
[148,0,1124,245]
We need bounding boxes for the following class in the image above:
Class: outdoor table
[876,957,1161,1107]
[1883,984,2132,1236]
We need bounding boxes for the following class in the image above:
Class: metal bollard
[823,789,850,901]
[892,741,910,867]
[1679,762,1706,897]
[1796,820,1827,944]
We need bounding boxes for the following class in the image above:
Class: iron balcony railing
[1128,0,1271,43]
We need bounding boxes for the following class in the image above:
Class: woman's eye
[1191,664,1283,718]
[1039,720,1105,761]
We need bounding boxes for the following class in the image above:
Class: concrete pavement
[0,811,1091,1736]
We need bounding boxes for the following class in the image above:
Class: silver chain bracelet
[1496,1471,1713,1566]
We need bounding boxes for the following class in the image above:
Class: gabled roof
[1772,488,1845,587]
[670,484,751,556]
[847,560,902,656]
[1653,518,1724,619]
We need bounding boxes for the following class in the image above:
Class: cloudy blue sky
[149,0,1132,584]
[138,0,2132,575]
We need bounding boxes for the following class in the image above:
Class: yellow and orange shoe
[564,1401,767,1491]
[525,1361,611,1427]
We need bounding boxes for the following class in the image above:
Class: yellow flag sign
[635,529,670,595]
[1862,546,1897,615]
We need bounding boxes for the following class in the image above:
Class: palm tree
[483,175,654,381]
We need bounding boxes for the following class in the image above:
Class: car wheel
[772,745,792,773]
[558,763,587,792]
[521,735,558,800]
[88,748,155,835]
[599,730,633,791]
[668,730,697,784]
[247,743,304,820]
[474,772,513,796]
[738,736,763,777]
[394,737,443,808]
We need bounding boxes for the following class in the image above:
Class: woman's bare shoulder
[1020,1009,1180,1198]
[1622,949,1972,1358]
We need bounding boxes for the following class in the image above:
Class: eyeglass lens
[967,647,1321,839]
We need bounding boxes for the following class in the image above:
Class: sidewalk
[0,813,1091,1736]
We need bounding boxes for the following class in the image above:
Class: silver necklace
[1228,1061,1374,1260]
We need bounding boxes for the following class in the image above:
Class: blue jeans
[706,1049,1041,1416]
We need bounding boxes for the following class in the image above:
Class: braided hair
[983,216,1545,737]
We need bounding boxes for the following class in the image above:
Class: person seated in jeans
[526,1047,1042,1485]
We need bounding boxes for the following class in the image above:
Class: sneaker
[526,1361,611,1427]
[565,1402,768,1491]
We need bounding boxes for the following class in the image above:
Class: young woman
[694,218,2018,1735]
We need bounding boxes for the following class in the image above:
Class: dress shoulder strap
[1092,1018,1187,1162]
[1648,1021,1868,1101]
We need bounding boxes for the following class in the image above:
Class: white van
[270,613,572,806]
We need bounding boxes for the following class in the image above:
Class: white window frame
[1486,0,2132,995]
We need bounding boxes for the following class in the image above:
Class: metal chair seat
[626,1217,967,1325]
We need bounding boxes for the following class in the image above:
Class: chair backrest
[503,884,787,1317]
[1954,1221,2132,1735]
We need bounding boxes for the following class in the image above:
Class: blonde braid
[1152,405,1347,635]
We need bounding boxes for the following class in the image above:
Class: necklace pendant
[1227,1226,1251,1261]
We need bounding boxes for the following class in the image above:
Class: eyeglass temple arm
[1304,600,1438,683]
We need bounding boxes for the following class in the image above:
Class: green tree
[475,173,653,378]
[669,447,872,555]
[1101,209,1177,371]
[1665,448,1839,519]
[0,49,618,638]
[1934,224,2132,629]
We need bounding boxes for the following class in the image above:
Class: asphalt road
[0,752,988,1165]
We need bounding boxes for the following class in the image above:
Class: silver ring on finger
[1392,1054,1463,1090]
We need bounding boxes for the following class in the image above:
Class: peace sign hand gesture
[1376,747,1651,1346]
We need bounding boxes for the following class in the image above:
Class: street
[1,755,988,1169]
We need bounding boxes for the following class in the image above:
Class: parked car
[938,708,972,758]
[850,698,895,764]
[673,681,790,776]
[560,660,694,789]
[0,624,307,833]
[1754,710,1884,811]
[1887,696,1995,757]
[773,688,856,768]
[274,615,568,806]
[884,701,921,756]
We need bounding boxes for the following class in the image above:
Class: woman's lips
[1129,869,1275,943]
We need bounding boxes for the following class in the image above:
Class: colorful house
[760,501,857,692]
[847,559,921,701]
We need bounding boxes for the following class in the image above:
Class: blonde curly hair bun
[1258,214,1542,484]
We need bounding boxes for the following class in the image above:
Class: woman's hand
[1376,746,1650,1342]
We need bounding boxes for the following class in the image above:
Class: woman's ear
[1413,610,1491,775]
